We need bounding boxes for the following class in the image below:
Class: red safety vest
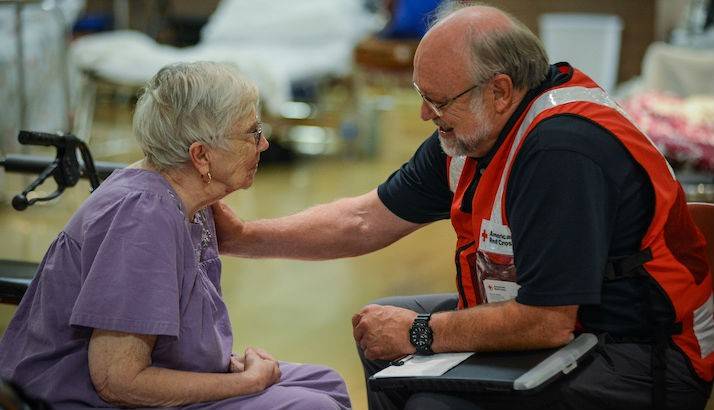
[447,65,714,381]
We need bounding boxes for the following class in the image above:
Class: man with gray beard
[213,3,713,410]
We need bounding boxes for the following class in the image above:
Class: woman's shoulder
[65,169,185,239]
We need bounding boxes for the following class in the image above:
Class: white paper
[372,353,475,378]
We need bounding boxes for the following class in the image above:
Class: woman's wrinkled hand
[251,347,276,362]
[229,353,245,373]
[229,347,273,373]
[241,347,280,393]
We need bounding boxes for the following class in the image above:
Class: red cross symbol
[481,230,488,242]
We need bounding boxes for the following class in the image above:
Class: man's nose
[420,101,438,122]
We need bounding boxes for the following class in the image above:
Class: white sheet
[70,0,380,115]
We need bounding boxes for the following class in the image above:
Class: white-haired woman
[0,62,351,410]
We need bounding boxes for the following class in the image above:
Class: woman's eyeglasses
[232,123,263,147]
[245,123,263,147]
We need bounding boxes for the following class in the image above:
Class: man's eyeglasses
[413,79,485,117]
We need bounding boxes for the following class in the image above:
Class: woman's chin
[230,177,255,192]
[213,184,240,199]
[219,171,258,195]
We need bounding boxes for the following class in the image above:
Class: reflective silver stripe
[449,86,673,214]
[449,155,466,193]
[694,294,714,357]
[490,86,672,224]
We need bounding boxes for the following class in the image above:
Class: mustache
[434,120,451,130]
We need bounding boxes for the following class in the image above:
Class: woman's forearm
[89,330,279,407]
[95,366,262,407]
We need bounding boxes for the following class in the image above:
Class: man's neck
[471,89,528,158]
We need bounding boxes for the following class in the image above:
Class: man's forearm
[220,190,422,260]
[235,201,372,259]
[430,300,577,352]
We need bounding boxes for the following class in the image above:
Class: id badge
[473,219,519,303]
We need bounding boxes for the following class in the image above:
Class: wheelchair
[0,131,123,304]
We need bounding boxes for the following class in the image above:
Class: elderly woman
[0,62,350,409]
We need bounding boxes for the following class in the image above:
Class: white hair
[133,61,259,170]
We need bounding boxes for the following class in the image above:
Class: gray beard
[438,95,494,157]
[439,135,470,157]
[438,122,493,157]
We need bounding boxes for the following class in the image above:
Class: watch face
[410,322,433,348]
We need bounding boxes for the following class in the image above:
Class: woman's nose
[258,135,269,152]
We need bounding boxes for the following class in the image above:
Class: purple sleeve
[70,192,184,337]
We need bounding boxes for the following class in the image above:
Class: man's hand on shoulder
[352,304,417,360]
[211,200,244,254]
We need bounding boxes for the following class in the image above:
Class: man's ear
[188,142,211,176]
[491,73,515,114]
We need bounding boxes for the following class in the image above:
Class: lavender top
[0,168,233,408]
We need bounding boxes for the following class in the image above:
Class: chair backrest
[687,202,714,273]
[0,378,50,410]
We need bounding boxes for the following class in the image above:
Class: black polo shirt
[377,64,672,337]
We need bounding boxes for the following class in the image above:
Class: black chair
[0,378,52,409]
[0,260,38,305]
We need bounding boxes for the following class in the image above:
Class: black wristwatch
[409,313,434,355]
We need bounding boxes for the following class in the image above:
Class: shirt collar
[471,63,573,165]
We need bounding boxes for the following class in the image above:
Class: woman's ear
[188,142,211,176]
[491,73,515,114]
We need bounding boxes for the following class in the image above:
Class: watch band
[415,313,431,324]
[410,313,434,355]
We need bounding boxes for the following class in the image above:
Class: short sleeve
[377,132,453,223]
[70,192,184,337]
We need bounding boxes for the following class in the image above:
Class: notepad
[369,333,599,394]
[372,353,475,378]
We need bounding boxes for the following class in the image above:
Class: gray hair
[133,61,259,170]
[430,1,549,91]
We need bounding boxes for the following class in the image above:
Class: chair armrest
[0,260,38,305]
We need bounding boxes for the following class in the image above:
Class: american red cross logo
[481,230,488,242]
